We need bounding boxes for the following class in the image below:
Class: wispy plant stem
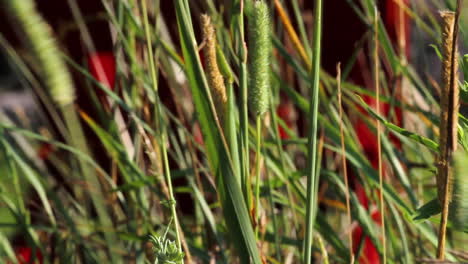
[141,0,182,255]
[255,115,262,237]
[303,0,323,262]
[374,7,387,264]
[337,63,354,264]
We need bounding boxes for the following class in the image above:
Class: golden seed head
[201,15,227,121]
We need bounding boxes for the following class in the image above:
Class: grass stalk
[248,1,271,240]
[141,0,183,255]
[374,7,387,264]
[237,0,251,205]
[254,115,262,237]
[303,0,323,262]
[316,234,329,264]
[436,0,462,259]
[337,62,354,264]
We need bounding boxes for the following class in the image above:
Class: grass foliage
[0,0,467,263]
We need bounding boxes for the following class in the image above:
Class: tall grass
[303,0,323,263]
[0,0,467,263]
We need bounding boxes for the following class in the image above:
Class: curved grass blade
[357,95,438,151]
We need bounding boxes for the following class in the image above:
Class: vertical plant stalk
[216,44,241,184]
[237,0,251,205]
[247,0,271,237]
[254,116,263,237]
[315,234,329,264]
[303,0,323,262]
[374,7,387,264]
[141,0,184,259]
[437,0,462,258]
[337,63,354,264]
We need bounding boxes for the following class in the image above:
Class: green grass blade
[303,0,323,261]
[1,139,56,227]
[357,95,438,151]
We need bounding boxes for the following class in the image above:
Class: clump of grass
[2,0,468,263]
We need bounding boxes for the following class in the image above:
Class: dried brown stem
[436,0,462,259]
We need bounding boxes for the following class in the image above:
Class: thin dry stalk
[337,62,354,264]
[374,7,387,264]
[436,1,462,258]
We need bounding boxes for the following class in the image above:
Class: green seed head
[9,0,75,106]
[248,1,271,116]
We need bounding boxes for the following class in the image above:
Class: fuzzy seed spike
[8,0,75,106]
[201,15,227,122]
[248,1,271,116]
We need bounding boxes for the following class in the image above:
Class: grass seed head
[201,14,227,121]
[9,0,75,106]
[248,1,271,117]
